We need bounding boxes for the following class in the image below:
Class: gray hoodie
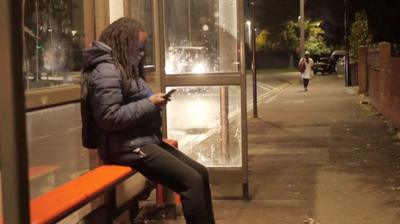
[82,41,162,158]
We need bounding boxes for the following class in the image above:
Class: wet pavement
[135,72,400,224]
[212,74,400,224]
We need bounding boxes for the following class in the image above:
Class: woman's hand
[149,93,169,106]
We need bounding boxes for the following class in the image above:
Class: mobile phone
[164,89,176,98]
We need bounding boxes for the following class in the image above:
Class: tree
[256,29,270,52]
[279,20,299,52]
[349,11,371,61]
[305,20,332,55]
[278,19,331,55]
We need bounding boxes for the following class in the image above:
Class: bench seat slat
[69,166,133,199]
[30,165,134,224]
[30,188,86,224]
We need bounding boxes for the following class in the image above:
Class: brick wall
[359,42,400,129]
[358,47,368,94]
[368,68,381,110]
[350,63,359,86]
[382,57,400,128]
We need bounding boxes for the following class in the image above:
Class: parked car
[330,50,346,60]
[312,50,346,75]
[313,57,331,74]
[330,50,346,74]
[335,56,345,76]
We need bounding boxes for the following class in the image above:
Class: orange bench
[0,140,178,224]
[31,165,134,224]
[0,165,135,224]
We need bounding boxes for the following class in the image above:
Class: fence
[358,42,400,129]
[350,62,358,86]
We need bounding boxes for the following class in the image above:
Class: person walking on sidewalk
[298,51,314,91]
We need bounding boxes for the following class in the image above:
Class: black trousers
[303,78,310,88]
[109,141,215,224]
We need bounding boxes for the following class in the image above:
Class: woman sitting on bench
[81,17,215,224]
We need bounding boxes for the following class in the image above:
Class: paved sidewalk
[213,75,400,224]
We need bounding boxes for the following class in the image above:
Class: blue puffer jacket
[82,41,162,157]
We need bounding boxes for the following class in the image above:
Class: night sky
[249,0,400,47]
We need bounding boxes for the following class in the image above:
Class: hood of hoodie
[82,41,113,72]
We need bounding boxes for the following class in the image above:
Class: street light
[246,20,252,48]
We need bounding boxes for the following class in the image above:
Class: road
[246,69,299,109]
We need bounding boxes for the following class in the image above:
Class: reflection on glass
[128,0,155,67]
[23,0,85,90]
[165,47,210,74]
[166,86,242,167]
[164,0,239,74]
[26,103,92,199]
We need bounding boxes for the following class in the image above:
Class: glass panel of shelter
[22,0,156,90]
[21,0,90,200]
[163,0,244,169]
[23,0,86,90]
[128,0,155,68]
[164,0,239,74]
[26,103,91,198]
[166,86,242,167]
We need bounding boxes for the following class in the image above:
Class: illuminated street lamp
[246,20,252,48]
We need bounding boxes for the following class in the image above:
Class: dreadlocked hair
[99,17,145,81]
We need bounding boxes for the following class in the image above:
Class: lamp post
[249,0,257,118]
[299,0,305,57]
[344,0,351,86]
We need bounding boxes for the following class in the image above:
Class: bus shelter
[0,0,249,222]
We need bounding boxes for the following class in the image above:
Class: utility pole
[344,0,351,86]
[250,0,257,118]
[299,0,305,58]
